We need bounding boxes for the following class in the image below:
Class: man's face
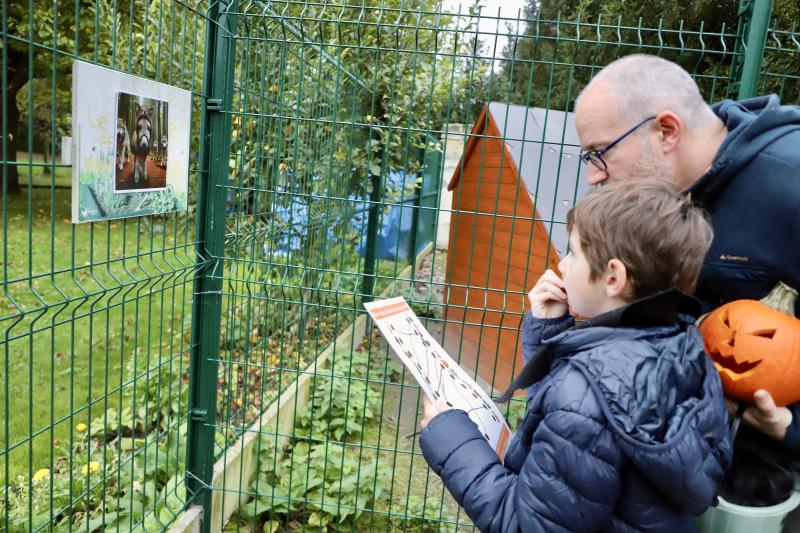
[575,81,669,185]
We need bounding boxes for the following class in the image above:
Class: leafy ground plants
[1,353,189,532]
[235,348,390,531]
[228,339,464,532]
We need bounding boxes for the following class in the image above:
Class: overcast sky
[442,0,529,63]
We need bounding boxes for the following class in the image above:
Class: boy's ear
[604,259,629,299]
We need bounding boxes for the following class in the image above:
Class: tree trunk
[42,131,51,174]
[4,48,30,195]
[4,93,22,194]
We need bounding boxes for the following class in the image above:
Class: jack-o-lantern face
[699,300,800,406]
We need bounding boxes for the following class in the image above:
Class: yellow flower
[32,468,50,482]
[81,461,100,475]
[76,423,87,433]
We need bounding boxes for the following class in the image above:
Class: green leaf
[119,437,143,451]
[84,511,124,533]
[307,511,323,527]
[262,520,281,533]
[240,496,275,519]
[118,492,146,515]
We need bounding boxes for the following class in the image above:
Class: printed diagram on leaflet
[364,297,511,460]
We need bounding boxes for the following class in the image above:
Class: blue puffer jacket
[420,291,733,532]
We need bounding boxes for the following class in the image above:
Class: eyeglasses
[579,115,657,171]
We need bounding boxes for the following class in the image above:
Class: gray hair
[578,54,716,130]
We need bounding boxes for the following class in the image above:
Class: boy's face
[558,229,610,318]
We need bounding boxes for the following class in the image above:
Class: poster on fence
[364,297,512,460]
[71,60,191,223]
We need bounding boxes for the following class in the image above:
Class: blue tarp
[228,170,429,261]
[354,170,430,261]
[352,193,427,262]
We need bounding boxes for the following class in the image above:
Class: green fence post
[729,0,774,99]
[408,156,422,263]
[421,139,444,249]
[362,171,382,304]
[186,1,238,530]
[739,0,774,99]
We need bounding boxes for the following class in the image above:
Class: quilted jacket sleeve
[520,312,573,398]
[520,312,574,359]
[419,372,623,533]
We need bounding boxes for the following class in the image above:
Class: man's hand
[528,269,568,319]
[420,395,451,429]
[741,389,793,442]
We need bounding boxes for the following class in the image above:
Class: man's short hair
[579,54,713,129]
[567,180,713,299]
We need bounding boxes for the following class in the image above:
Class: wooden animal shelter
[442,103,589,391]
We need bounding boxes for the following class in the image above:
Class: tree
[493,0,800,109]
[4,3,90,193]
[493,0,745,110]
[440,1,493,131]
[758,0,800,103]
[228,0,488,199]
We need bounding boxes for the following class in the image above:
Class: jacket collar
[494,289,701,404]
[576,288,701,330]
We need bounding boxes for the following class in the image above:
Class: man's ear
[653,110,682,154]
[604,259,629,299]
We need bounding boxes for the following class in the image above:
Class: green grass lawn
[13,152,72,189]
[0,186,196,484]
[0,182,395,484]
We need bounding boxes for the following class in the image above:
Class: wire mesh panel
[209,2,780,533]
[760,23,800,104]
[213,2,473,530]
[1,1,209,530]
[4,0,800,531]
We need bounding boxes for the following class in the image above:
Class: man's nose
[586,165,608,185]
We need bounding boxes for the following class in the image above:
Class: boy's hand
[528,269,568,319]
[421,395,451,428]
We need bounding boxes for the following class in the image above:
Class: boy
[419,180,732,532]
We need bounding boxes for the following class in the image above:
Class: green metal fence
[2,1,211,531]
[2,0,799,531]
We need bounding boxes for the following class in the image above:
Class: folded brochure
[364,297,511,461]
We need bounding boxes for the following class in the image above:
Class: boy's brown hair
[566,180,713,300]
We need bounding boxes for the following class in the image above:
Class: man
[573,54,800,453]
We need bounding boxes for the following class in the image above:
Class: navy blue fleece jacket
[690,94,800,451]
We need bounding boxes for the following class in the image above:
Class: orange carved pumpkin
[699,300,800,406]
